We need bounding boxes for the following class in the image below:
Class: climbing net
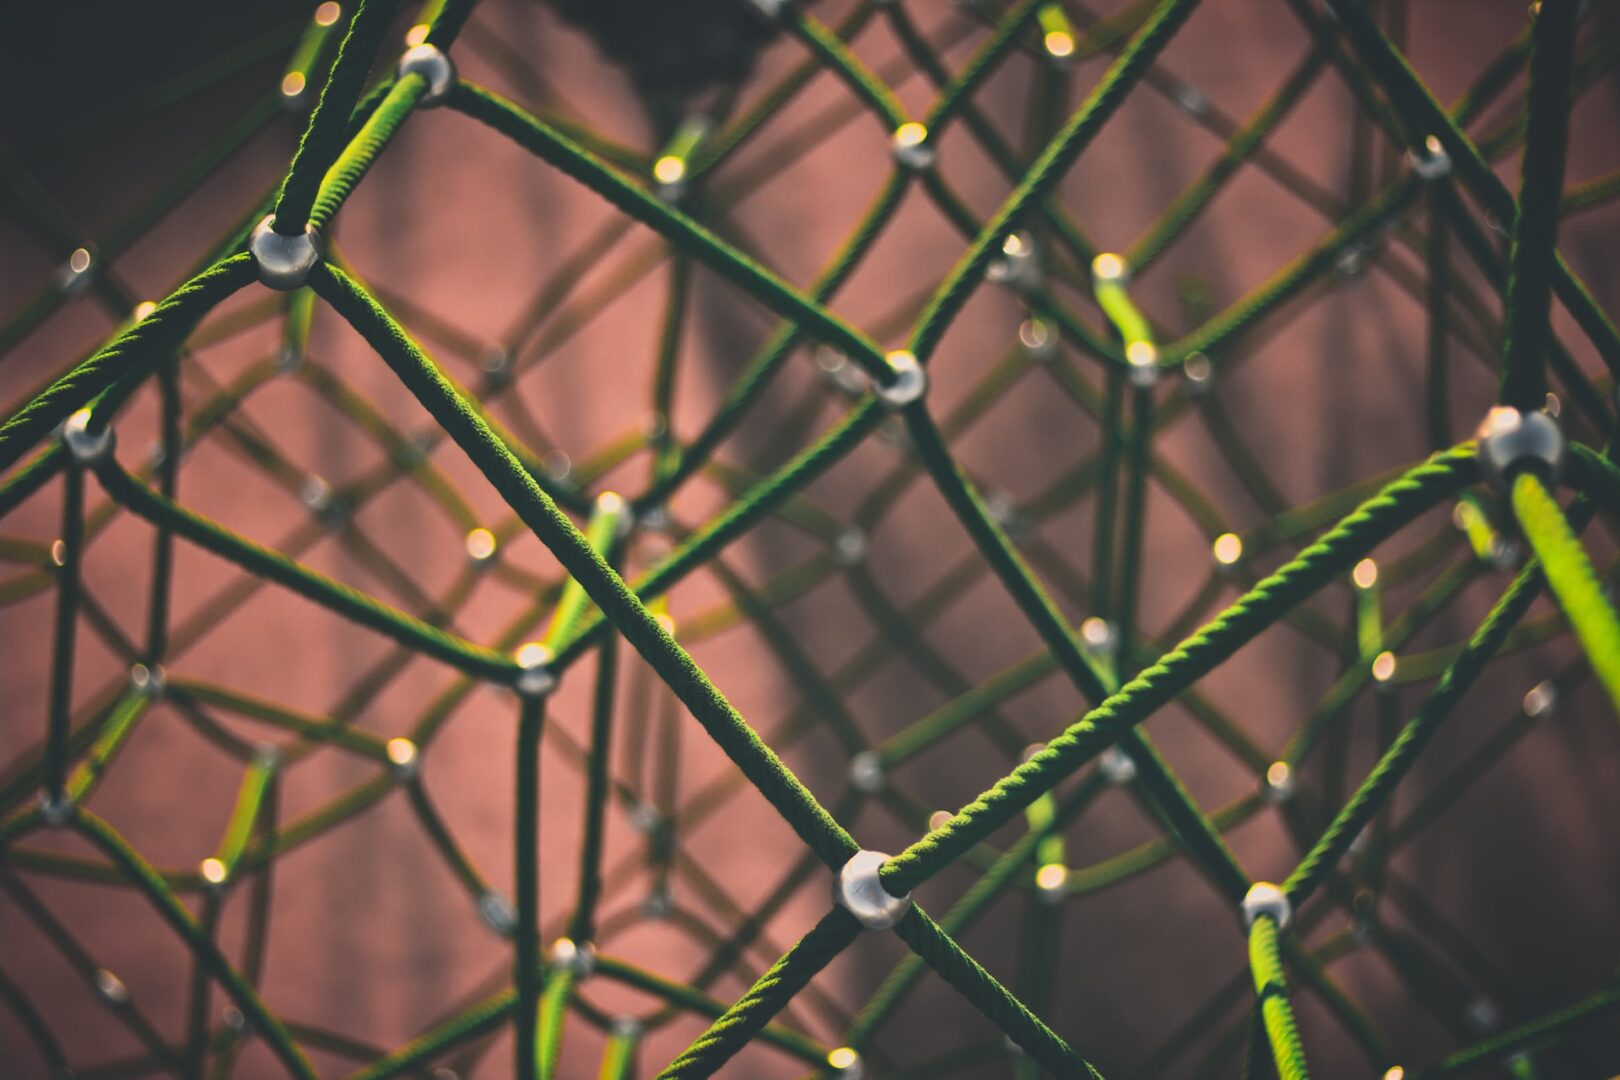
[3,0,1619,1076]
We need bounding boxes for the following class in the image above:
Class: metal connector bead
[834,850,912,930]
[93,968,130,1007]
[1091,252,1129,285]
[986,232,1040,293]
[890,123,935,171]
[397,43,456,107]
[848,750,884,794]
[875,350,926,409]
[514,643,555,697]
[249,216,322,291]
[1126,341,1160,388]
[1263,761,1295,804]
[831,526,867,567]
[1409,135,1451,181]
[386,737,419,780]
[550,937,597,977]
[253,742,283,771]
[37,790,74,827]
[745,0,790,21]
[61,408,116,465]
[1241,881,1292,932]
[129,663,166,699]
[826,1047,864,1078]
[477,889,517,937]
[1098,745,1137,784]
[1475,406,1565,492]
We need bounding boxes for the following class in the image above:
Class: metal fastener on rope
[550,936,597,977]
[891,122,935,171]
[875,350,926,409]
[397,43,456,107]
[834,850,912,930]
[249,216,322,291]
[1241,881,1292,932]
[514,642,556,697]
[1474,405,1565,493]
[61,408,116,465]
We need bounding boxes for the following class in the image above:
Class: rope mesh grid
[1,0,1618,1077]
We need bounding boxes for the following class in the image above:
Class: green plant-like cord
[1510,471,1620,714]
[1249,915,1309,1080]
[516,692,545,1080]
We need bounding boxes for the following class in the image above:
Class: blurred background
[2,1,1619,1077]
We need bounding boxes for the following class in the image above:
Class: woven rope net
[2,0,1619,1077]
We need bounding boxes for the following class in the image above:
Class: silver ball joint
[1098,745,1137,784]
[60,408,116,465]
[745,0,791,21]
[397,43,456,107]
[37,790,75,827]
[890,124,936,172]
[1475,406,1565,493]
[129,663,166,699]
[875,350,927,410]
[1409,138,1451,181]
[848,751,884,794]
[1241,881,1292,933]
[94,968,131,1007]
[834,850,912,930]
[514,646,556,698]
[477,890,518,937]
[550,937,597,978]
[249,216,322,291]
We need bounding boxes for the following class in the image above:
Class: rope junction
[2,0,1619,1076]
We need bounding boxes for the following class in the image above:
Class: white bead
[831,526,867,567]
[249,216,321,291]
[1173,83,1211,118]
[890,123,935,171]
[550,937,596,977]
[37,790,73,827]
[874,350,926,409]
[129,663,166,699]
[1410,135,1451,180]
[1241,881,1292,932]
[826,1047,864,1078]
[60,408,115,465]
[1098,746,1136,784]
[848,751,884,794]
[514,643,555,697]
[1475,406,1564,491]
[834,850,911,930]
[397,43,455,107]
[93,968,130,1007]
[477,890,517,936]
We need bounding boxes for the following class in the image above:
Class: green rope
[1510,472,1620,714]
[655,907,861,1079]
[881,449,1475,895]
[309,261,862,871]
[1249,914,1309,1080]
[1498,0,1578,409]
[272,0,401,233]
